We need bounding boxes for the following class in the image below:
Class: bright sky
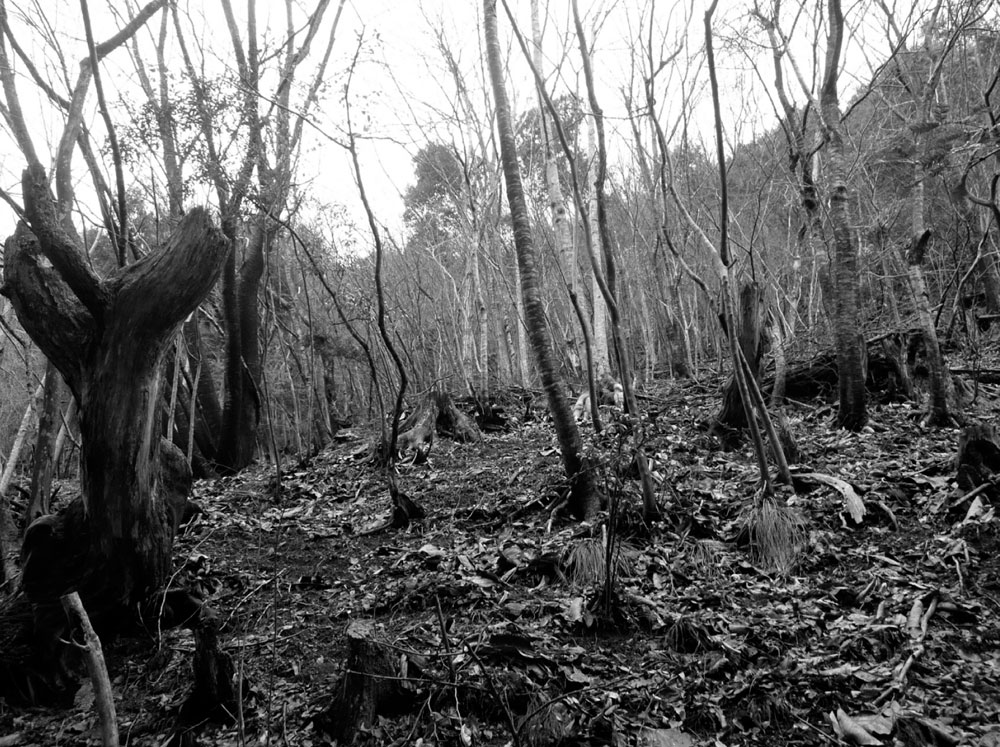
[0,0,895,241]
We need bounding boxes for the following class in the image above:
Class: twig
[950,478,998,509]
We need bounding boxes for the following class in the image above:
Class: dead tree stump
[955,423,1000,498]
[394,391,483,462]
[434,391,482,443]
[178,607,238,725]
[397,398,439,463]
[315,620,413,742]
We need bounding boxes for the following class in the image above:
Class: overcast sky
[0,0,886,241]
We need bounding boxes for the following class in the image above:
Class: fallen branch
[792,472,866,522]
[950,477,999,510]
[61,591,118,747]
[876,594,938,707]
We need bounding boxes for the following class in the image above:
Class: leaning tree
[484,0,599,520]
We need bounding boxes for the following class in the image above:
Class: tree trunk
[587,119,610,379]
[529,0,600,418]
[821,0,867,431]
[26,362,63,525]
[3,166,228,633]
[216,215,266,473]
[484,0,597,520]
[905,230,959,426]
[0,383,43,501]
[715,283,765,433]
[514,274,530,387]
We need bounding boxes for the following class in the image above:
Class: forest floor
[3,374,1000,746]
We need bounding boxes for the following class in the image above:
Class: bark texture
[820,0,867,431]
[2,164,228,635]
[715,283,766,433]
[484,0,597,519]
[315,620,411,742]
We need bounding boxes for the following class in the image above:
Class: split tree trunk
[3,164,228,634]
[715,283,765,434]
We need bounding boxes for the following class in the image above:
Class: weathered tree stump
[178,607,238,726]
[315,620,413,742]
[955,423,1000,500]
[394,390,483,462]
[0,441,214,707]
[1,180,229,708]
[434,390,482,443]
[396,397,439,463]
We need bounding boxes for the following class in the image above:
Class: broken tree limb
[792,471,866,523]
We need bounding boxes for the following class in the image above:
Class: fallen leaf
[639,727,697,746]
[831,707,882,745]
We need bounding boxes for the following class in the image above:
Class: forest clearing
[2,0,1000,745]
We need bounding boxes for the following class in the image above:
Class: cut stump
[315,620,413,742]
[178,607,238,726]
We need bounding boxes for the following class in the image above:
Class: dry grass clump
[520,698,575,746]
[688,538,723,579]
[563,525,635,588]
[745,496,804,574]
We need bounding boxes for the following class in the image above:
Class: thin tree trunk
[821,0,867,431]
[514,280,530,386]
[484,0,597,520]
[474,247,489,396]
[0,382,43,500]
[529,0,598,407]
[905,229,958,425]
[586,119,610,379]
[570,0,659,519]
[26,361,62,524]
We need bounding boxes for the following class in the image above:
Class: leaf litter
[1,380,999,746]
